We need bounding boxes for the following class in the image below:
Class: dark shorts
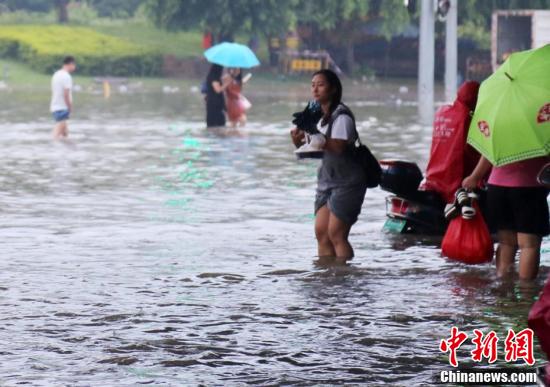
[52,110,70,122]
[487,184,550,236]
[314,185,367,225]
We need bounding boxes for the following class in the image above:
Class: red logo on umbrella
[537,103,550,124]
[478,121,491,137]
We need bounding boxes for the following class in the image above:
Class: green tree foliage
[145,0,549,73]
[457,0,550,48]
[295,0,369,30]
[295,0,371,73]
[376,0,411,40]
[458,0,550,30]
[87,0,144,18]
[146,0,298,40]
[296,0,410,73]
[0,0,70,23]
[0,0,51,12]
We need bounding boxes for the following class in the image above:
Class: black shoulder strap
[326,104,362,145]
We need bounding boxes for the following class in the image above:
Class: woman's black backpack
[327,106,381,188]
[351,139,382,188]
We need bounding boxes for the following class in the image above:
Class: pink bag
[441,202,493,264]
[238,95,252,111]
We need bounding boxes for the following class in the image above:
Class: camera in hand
[292,101,325,159]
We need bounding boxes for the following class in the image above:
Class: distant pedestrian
[205,64,230,128]
[202,31,213,49]
[50,56,76,139]
[224,68,251,127]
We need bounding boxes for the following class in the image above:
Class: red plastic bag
[441,202,493,264]
[528,276,550,361]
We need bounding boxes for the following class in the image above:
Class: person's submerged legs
[315,205,336,258]
[517,232,542,280]
[327,212,354,262]
[495,230,518,278]
[53,119,68,139]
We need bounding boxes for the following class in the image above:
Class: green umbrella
[467,44,550,167]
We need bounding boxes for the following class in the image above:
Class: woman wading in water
[291,70,368,264]
[205,64,230,128]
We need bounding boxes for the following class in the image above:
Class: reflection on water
[0,82,548,385]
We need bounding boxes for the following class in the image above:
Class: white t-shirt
[317,113,357,143]
[50,69,72,112]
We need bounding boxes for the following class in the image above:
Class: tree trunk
[345,39,356,75]
[56,0,69,24]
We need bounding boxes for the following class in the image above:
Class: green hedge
[0,25,163,76]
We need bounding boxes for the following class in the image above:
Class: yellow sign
[290,59,322,72]
[286,37,299,50]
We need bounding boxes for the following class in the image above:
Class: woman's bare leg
[495,230,518,278]
[238,114,247,127]
[327,212,353,262]
[315,205,336,258]
[517,233,542,281]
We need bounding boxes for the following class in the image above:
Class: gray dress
[314,104,367,225]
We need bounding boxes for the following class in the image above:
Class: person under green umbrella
[463,44,550,281]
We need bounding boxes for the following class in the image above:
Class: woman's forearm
[212,81,228,94]
[463,156,492,189]
[471,156,492,180]
[290,129,305,148]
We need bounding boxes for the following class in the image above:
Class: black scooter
[379,160,449,234]
[379,160,488,234]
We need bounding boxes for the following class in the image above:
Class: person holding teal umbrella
[463,44,550,281]
[204,63,231,128]
[203,43,260,128]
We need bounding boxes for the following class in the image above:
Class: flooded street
[0,80,548,386]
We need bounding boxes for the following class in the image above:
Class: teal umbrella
[204,42,260,68]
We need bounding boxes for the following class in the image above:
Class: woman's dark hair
[207,64,223,81]
[313,69,343,125]
[233,70,242,85]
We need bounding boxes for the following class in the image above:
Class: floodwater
[0,79,548,386]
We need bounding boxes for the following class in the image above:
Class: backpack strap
[326,104,363,146]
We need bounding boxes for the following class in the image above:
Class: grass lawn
[94,20,270,62]
[0,59,56,87]
[0,58,188,89]
[94,21,204,59]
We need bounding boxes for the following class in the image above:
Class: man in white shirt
[50,56,76,139]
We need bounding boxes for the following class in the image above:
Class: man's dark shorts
[487,184,550,236]
[314,185,367,225]
[52,110,70,122]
